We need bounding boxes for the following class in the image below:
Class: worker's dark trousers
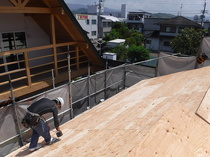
[29,119,51,149]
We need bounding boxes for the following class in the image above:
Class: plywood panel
[196,86,210,124]
[128,105,210,157]
[6,66,210,157]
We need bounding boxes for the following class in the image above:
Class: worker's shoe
[46,137,57,145]
[29,144,42,152]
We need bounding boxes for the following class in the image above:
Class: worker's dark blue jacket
[27,98,59,128]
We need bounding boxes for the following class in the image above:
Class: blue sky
[65,0,210,17]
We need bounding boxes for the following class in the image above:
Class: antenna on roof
[178,4,183,16]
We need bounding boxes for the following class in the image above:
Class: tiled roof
[157,16,202,27]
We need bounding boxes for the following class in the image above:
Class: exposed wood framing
[51,14,58,76]
[9,0,18,6]
[52,7,64,15]
[20,0,29,7]
[23,51,31,86]
[0,6,51,13]
[9,0,30,7]
[6,66,210,157]
[55,15,76,41]
[0,68,89,100]
[0,42,77,57]
[76,47,79,70]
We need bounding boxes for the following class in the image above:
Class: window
[2,32,26,51]
[161,26,176,33]
[86,19,89,25]
[91,31,97,36]
[1,31,27,70]
[166,27,170,32]
[91,19,97,25]
[146,40,151,44]
[164,41,171,46]
[103,22,106,27]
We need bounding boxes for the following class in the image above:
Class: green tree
[103,29,120,41]
[127,45,150,63]
[171,28,207,56]
[126,30,145,46]
[103,22,144,45]
[111,45,128,62]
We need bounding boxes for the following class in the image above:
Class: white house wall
[159,39,173,52]
[0,13,53,66]
[76,14,98,40]
[146,37,159,51]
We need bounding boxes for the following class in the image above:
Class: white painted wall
[146,37,159,51]
[75,14,98,40]
[0,13,52,66]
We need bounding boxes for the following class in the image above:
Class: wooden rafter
[55,15,76,41]
[9,0,18,7]
[0,6,51,13]
[21,0,29,7]
[9,0,29,7]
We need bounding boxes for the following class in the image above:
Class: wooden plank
[0,60,24,67]
[0,68,89,100]
[76,47,79,70]
[24,51,31,86]
[0,76,27,86]
[0,68,25,77]
[196,86,210,124]
[21,0,29,7]
[0,7,51,13]
[128,105,210,157]
[5,66,210,157]
[51,14,58,77]
[0,42,76,57]
[55,15,76,41]
[9,0,18,7]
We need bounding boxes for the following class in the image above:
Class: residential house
[144,18,169,52]
[100,15,120,37]
[75,4,121,39]
[157,16,202,52]
[125,11,152,33]
[0,0,105,100]
[75,14,98,40]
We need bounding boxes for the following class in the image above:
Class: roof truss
[9,0,29,7]
[0,0,63,14]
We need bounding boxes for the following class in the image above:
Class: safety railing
[0,42,89,94]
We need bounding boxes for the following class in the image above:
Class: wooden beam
[52,7,65,15]
[21,0,29,7]
[18,0,21,6]
[0,68,89,100]
[55,15,76,41]
[23,52,31,86]
[0,6,51,13]
[0,42,77,57]
[9,0,18,7]
[76,47,79,70]
[51,14,58,76]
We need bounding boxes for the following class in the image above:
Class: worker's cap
[55,97,64,107]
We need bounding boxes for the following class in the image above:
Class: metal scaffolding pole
[87,62,91,109]
[9,78,24,147]
[67,46,73,119]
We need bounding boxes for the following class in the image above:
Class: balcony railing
[0,42,89,94]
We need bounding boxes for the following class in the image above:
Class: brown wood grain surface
[7,66,210,157]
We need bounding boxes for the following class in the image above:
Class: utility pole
[98,0,104,39]
[201,0,207,26]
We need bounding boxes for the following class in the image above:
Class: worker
[21,97,64,151]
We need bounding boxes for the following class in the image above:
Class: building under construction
[1,0,210,157]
